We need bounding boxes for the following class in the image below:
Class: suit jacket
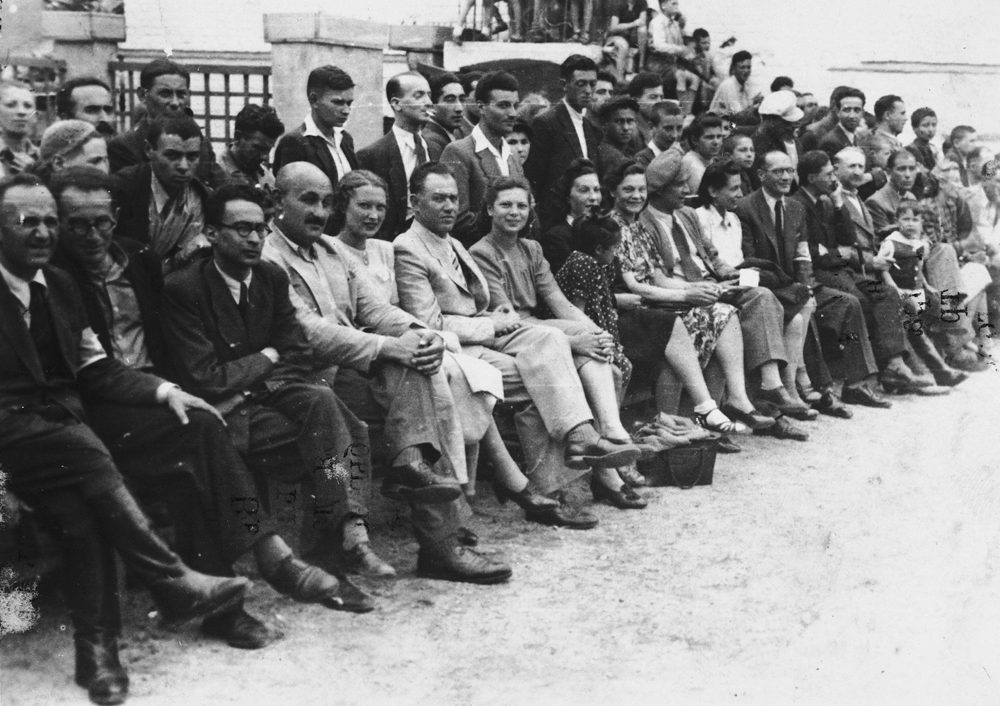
[111,162,211,251]
[637,206,739,282]
[52,239,174,380]
[262,230,423,373]
[356,131,444,241]
[160,258,314,405]
[440,133,526,244]
[423,119,456,155]
[457,115,476,140]
[734,189,814,286]
[107,117,225,188]
[818,124,857,160]
[791,190,857,271]
[272,122,359,187]
[842,192,879,272]
[524,103,603,221]
[0,265,162,425]
[394,223,497,345]
[865,183,910,235]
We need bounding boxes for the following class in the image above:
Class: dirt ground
[2,367,1000,706]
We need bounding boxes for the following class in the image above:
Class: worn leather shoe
[382,460,462,504]
[754,415,809,441]
[813,390,853,418]
[716,435,742,453]
[931,367,968,387]
[417,545,512,584]
[524,503,599,530]
[75,637,128,705]
[565,425,641,469]
[590,478,647,509]
[617,463,649,487]
[842,383,892,408]
[266,555,374,612]
[880,368,932,394]
[201,606,270,649]
[755,387,817,420]
[340,542,396,578]
[148,573,251,626]
[321,575,377,613]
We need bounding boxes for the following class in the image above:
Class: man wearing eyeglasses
[49,167,375,644]
[524,55,604,226]
[112,114,211,273]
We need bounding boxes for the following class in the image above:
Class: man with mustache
[358,72,440,240]
[440,71,526,247]
[56,77,118,137]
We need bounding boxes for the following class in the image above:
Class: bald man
[357,72,442,239]
[262,162,512,585]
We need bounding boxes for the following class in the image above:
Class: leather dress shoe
[75,636,128,705]
[812,389,853,418]
[948,349,989,372]
[797,384,823,404]
[842,383,892,408]
[880,367,932,394]
[149,573,251,626]
[719,402,779,429]
[617,463,649,487]
[340,542,396,578]
[457,527,479,547]
[755,387,818,421]
[525,503,599,530]
[932,367,968,387]
[382,460,462,504]
[201,606,270,649]
[591,478,647,509]
[754,415,809,441]
[417,545,512,584]
[266,556,375,612]
[565,427,641,469]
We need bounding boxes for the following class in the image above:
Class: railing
[111,53,272,154]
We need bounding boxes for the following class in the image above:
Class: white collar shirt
[472,124,512,177]
[695,205,744,268]
[391,124,431,183]
[303,114,352,181]
[562,99,589,158]
[213,261,253,304]
[646,140,662,158]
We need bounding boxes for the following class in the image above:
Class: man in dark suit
[423,72,464,155]
[51,168,365,650]
[271,65,359,195]
[357,72,442,240]
[107,59,225,188]
[524,55,603,227]
[111,114,212,272]
[160,184,383,613]
[818,87,865,159]
[0,173,249,704]
[735,150,889,408]
[792,150,934,393]
[751,90,806,190]
[440,71,528,246]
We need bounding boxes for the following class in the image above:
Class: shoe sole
[524,512,599,530]
[381,483,462,504]
[416,567,513,585]
[159,580,250,626]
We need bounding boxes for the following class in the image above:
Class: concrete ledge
[389,25,451,52]
[443,41,602,72]
[264,13,389,50]
[42,11,126,42]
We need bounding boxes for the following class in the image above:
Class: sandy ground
[2,367,1000,706]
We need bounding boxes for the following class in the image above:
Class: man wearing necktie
[358,72,441,240]
[441,71,532,247]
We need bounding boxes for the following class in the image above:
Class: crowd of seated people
[0,49,993,705]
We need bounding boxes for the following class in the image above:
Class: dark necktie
[773,199,788,270]
[238,282,251,330]
[28,281,62,379]
[671,220,707,282]
[414,135,428,166]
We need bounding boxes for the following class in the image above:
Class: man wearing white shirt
[634,101,684,168]
[358,72,440,240]
[441,71,527,246]
[708,51,763,117]
[273,65,358,197]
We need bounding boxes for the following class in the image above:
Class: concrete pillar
[42,11,126,83]
[264,13,388,151]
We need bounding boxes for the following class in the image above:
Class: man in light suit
[262,163,512,584]
[441,71,527,247]
[423,72,464,155]
[735,150,888,408]
[357,72,442,240]
[271,65,359,207]
[395,163,644,529]
[524,55,603,227]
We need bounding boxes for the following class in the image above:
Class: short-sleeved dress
[613,211,737,367]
